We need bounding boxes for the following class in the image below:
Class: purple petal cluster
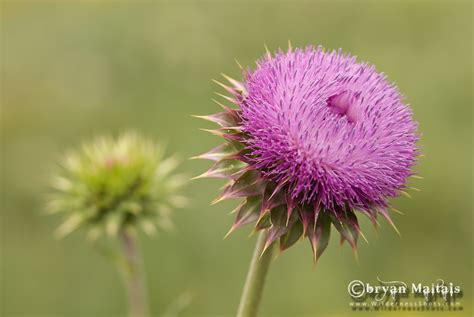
[240,46,418,211]
[195,45,420,261]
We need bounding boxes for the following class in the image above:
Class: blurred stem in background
[237,232,275,317]
[120,231,150,317]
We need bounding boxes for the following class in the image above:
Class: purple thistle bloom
[195,45,419,262]
[241,46,418,211]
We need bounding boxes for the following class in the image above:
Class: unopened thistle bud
[195,45,419,263]
[48,132,187,240]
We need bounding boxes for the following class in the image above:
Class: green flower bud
[47,132,187,240]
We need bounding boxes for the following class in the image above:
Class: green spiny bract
[48,132,187,240]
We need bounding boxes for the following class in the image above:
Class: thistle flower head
[48,132,186,239]
[195,45,419,262]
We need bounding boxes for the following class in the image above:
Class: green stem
[236,231,275,317]
[120,231,150,317]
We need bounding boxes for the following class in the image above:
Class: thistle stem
[236,231,275,317]
[120,231,150,317]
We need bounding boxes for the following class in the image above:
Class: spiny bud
[47,132,187,240]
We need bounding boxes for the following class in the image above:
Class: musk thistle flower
[48,132,186,239]
[195,45,419,263]
[48,132,186,317]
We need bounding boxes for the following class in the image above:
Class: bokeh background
[1,1,472,317]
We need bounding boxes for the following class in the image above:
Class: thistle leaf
[221,73,247,94]
[377,207,401,236]
[298,204,313,237]
[344,210,368,243]
[200,128,246,149]
[211,98,239,114]
[193,159,244,180]
[285,193,296,226]
[106,212,124,236]
[225,196,261,238]
[255,212,271,230]
[139,218,158,236]
[280,221,303,251]
[262,225,287,255]
[190,144,237,162]
[157,215,175,232]
[262,205,289,254]
[213,170,263,203]
[55,213,85,239]
[261,183,285,215]
[86,224,103,241]
[269,205,287,226]
[193,111,238,127]
[329,211,358,250]
[215,92,238,105]
[357,207,379,230]
[308,211,331,263]
[212,79,238,95]
[156,156,180,179]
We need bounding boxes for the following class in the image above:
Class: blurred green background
[1,1,472,317]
